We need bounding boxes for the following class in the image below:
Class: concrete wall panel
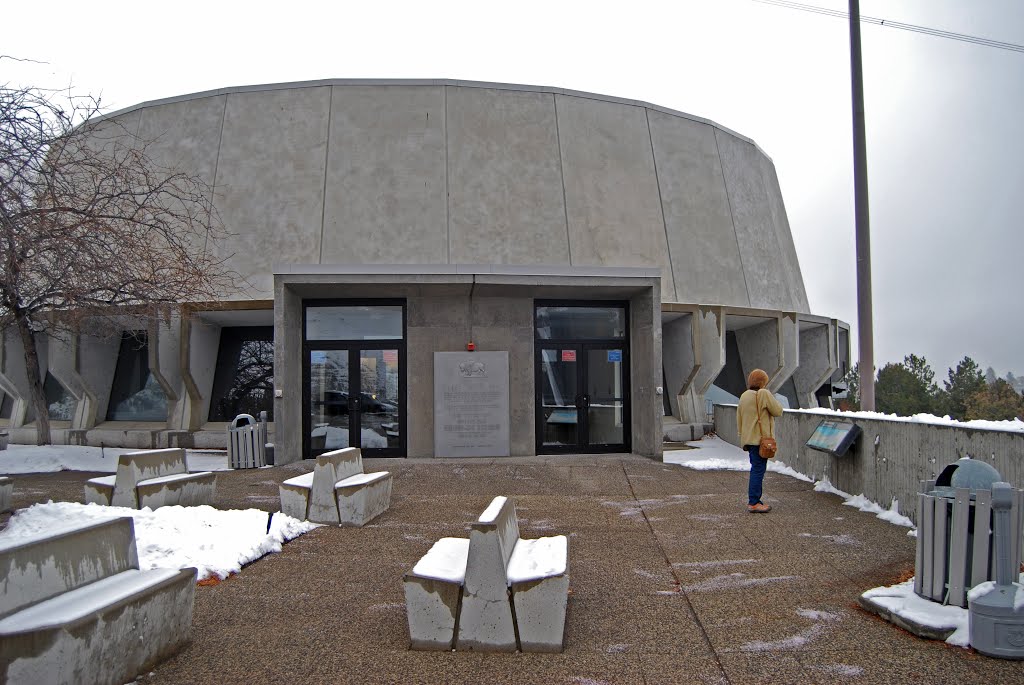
[189,320,221,430]
[78,332,120,426]
[137,95,224,186]
[733,318,780,386]
[662,315,694,418]
[447,88,569,265]
[759,155,810,312]
[321,86,447,265]
[794,323,836,409]
[648,112,748,306]
[214,87,332,295]
[630,286,662,457]
[556,95,677,300]
[715,131,793,310]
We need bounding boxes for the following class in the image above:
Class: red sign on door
[382,350,398,363]
[561,350,577,362]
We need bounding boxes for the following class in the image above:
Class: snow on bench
[403,496,569,652]
[83,448,216,510]
[278,447,392,526]
[0,517,197,685]
[0,476,11,513]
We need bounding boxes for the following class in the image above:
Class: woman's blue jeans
[746,445,768,505]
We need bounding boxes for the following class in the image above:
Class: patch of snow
[664,436,810,481]
[967,580,1024,610]
[0,445,232,474]
[0,502,316,581]
[411,537,469,583]
[478,496,507,523]
[507,535,567,583]
[787,406,1024,433]
[674,559,757,569]
[738,608,841,652]
[684,572,801,593]
[797,533,861,546]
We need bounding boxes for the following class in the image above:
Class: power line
[751,0,1024,53]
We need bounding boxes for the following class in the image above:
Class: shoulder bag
[756,391,777,459]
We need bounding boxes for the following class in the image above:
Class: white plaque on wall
[434,352,510,457]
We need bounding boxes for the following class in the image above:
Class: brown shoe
[747,502,772,513]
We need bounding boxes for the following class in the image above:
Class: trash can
[0,431,8,451]
[914,458,1023,607]
[227,414,266,469]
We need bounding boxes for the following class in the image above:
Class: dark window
[535,306,626,340]
[0,392,12,419]
[45,372,74,420]
[24,372,75,422]
[306,305,403,341]
[715,331,747,398]
[209,327,274,422]
[106,331,168,421]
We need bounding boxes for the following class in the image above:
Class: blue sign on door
[607,349,622,362]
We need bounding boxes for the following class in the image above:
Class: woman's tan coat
[736,388,784,447]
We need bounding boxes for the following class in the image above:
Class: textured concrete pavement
[3,454,1022,684]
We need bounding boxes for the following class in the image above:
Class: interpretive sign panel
[806,419,861,457]
[434,352,510,457]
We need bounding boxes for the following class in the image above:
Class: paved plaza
[3,454,1022,684]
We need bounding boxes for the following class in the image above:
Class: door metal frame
[533,300,631,454]
[302,299,406,459]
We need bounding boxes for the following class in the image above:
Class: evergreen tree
[903,354,940,397]
[942,356,986,420]
[842,363,861,411]
[876,361,936,416]
[965,379,1024,421]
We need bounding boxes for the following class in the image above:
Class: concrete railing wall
[714,404,1024,525]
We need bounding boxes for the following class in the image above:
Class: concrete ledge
[0,477,11,513]
[0,517,197,685]
[408,496,569,653]
[278,447,392,526]
[335,473,393,527]
[857,594,955,641]
[83,449,216,510]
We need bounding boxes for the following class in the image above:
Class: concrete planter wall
[714,404,1024,525]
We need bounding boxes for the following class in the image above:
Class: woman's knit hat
[747,368,769,390]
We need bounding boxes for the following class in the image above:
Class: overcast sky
[5,0,1023,381]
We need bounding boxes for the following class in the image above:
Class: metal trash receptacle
[0,431,8,451]
[914,458,1024,608]
[227,414,266,469]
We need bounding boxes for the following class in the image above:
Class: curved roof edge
[95,78,772,161]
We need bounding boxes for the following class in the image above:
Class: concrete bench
[0,476,12,513]
[0,516,197,685]
[83,448,216,510]
[278,447,392,526]
[404,496,569,652]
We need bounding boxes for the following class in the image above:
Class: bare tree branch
[1,79,240,443]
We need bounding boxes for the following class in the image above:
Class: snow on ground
[0,444,231,474]
[0,501,317,581]
[0,445,314,581]
[663,435,813,482]
[664,434,1022,649]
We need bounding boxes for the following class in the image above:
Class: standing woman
[737,369,783,513]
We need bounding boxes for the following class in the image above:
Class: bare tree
[1,75,237,444]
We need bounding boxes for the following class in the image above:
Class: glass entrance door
[536,343,629,452]
[306,346,403,457]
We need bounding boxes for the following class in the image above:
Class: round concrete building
[0,80,849,461]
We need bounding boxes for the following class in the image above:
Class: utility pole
[849,0,875,410]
